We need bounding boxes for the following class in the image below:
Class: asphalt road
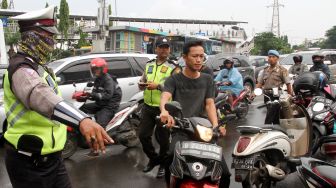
[0,97,302,188]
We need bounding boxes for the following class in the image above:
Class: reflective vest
[144,60,175,107]
[4,67,66,155]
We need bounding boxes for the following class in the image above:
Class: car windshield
[280,53,314,65]
[47,60,66,70]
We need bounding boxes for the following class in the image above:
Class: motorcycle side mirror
[165,101,183,117]
[254,88,263,96]
[73,82,76,88]
[87,82,94,87]
[313,102,325,112]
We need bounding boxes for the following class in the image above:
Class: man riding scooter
[80,58,122,155]
[214,58,244,112]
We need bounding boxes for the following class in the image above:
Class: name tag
[147,65,154,74]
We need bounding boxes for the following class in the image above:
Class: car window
[280,53,314,65]
[134,57,150,70]
[325,54,336,64]
[105,58,133,78]
[233,58,241,67]
[129,57,147,76]
[57,61,92,85]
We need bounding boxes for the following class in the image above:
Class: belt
[4,142,62,164]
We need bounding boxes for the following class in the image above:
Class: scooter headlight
[196,125,213,142]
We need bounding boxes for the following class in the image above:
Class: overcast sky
[10,0,336,44]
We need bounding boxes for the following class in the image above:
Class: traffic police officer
[3,6,112,188]
[138,37,180,178]
[256,50,292,124]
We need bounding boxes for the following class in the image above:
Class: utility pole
[267,0,284,38]
[93,0,109,52]
[8,0,14,9]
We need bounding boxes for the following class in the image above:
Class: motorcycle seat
[314,165,336,182]
[237,124,288,135]
[117,100,138,112]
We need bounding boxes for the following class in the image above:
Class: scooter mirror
[313,102,325,112]
[254,88,263,96]
[87,82,94,87]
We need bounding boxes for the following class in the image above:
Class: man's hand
[214,125,226,137]
[160,110,175,128]
[146,81,159,90]
[79,118,114,154]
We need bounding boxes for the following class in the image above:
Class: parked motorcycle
[162,101,224,188]
[62,83,141,159]
[215,82,251,119]
[296,157,336,188]
[232,88,312,188]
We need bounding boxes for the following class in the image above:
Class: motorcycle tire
[236,101,249,119]
[241,155,272,188]
[62,134,78,159]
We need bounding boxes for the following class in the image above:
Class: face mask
[313,59,323,64]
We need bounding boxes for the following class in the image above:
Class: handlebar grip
[257,104,267,109]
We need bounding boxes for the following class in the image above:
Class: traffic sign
[0,18,8,27]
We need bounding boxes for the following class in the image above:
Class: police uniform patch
[160,66,168,73]
[148,65,154,74]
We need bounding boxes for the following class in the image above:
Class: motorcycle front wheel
[62,134,78,159]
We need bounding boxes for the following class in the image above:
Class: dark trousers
[80,103,116,128]
[4,144,71,188]
[164,132,231,188]
[139,104,170,164]
[264,95,280,124]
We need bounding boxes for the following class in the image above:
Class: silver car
[0,53,156,136]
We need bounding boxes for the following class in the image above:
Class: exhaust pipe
[265,164,286,181]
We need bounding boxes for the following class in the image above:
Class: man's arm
[205,98,218,127]
[159,91,174,127]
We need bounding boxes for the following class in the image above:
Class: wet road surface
[0,97,300,188]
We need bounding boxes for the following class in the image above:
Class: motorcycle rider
[138,37,180,178]
[289,55,308,75]
[3,6,112,188]
[214,58,244,112]
[160,40,230,188]
[310,53,331,79]
[80,58,122,129]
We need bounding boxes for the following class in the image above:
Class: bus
[167,35,223,58]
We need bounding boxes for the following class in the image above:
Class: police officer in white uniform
[3,6,113,188]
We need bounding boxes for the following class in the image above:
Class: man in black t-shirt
[159,41,230,188]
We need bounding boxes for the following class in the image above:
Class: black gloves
[91,92,102,101]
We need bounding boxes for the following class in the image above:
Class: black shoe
[156,165,165,178]
[143,160,158,172]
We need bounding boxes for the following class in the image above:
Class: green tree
[5,30,20,49]
[251,32,293,55]
[58,0,70,49]
[75,28,90,48]
[1,0,8,9]
[323,26,336,49]
[108,4,112,15]
[45,2,49,8]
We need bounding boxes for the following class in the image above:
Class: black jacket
[92,73,122,110]
[309,63,331,80]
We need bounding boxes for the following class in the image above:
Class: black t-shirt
[163,72,215,118]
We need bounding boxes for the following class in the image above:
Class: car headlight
[196,125,213,142]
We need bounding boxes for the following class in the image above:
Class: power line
[9,0,14,9]
[267,0,284,37]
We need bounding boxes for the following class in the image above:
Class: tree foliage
[1,0,8,9]
[108,4,112,15]
[58,0,69,48]
[75,28,90,48]
[323,26,336,49]
[5,30,20,48]
[251,32,293,55]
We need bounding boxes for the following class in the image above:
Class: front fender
[312,121,326,136]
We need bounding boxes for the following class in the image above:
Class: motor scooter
[162,101,224,188]
[232,88,312,188]
[62,82,141,159]
[215,82,251,119]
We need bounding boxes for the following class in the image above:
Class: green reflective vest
[144,60,174,107]
[4,67,66,155]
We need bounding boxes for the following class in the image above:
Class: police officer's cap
[268,50,280,58]
[9,6,59,34]
[156,37,170,48]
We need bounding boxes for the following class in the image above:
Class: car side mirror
[165,101,183,117]
[87,82,94,87]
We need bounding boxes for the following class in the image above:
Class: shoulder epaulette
[146,58,156,64]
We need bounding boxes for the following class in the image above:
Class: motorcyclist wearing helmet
[289,55,308,75]
[214,57,244,111]
[310,53,331,79]
[80,58,122,129]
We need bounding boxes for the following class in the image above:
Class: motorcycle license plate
[180,141,222,161]
[232,157,255,170]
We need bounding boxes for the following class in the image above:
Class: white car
[0,53,156,136]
